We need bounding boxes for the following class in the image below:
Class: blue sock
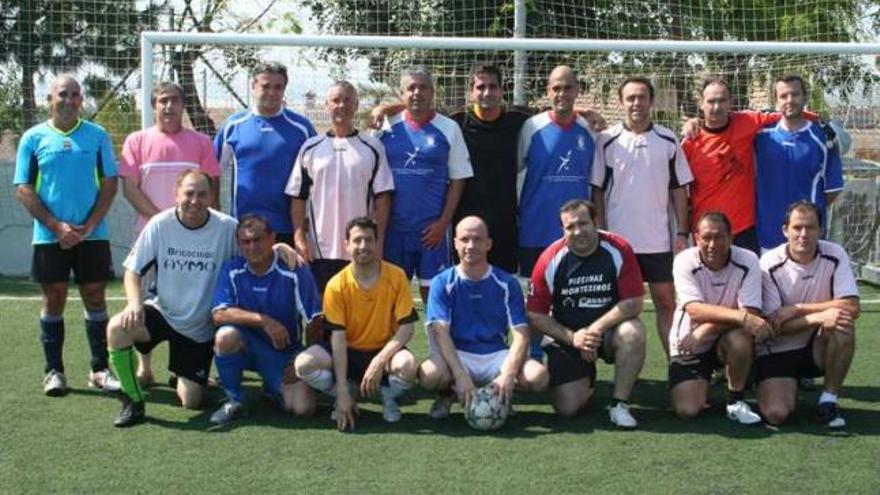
[40,314,65,373]
[85,310,109,372]
[529,333,544,362]
[215,352,246,403]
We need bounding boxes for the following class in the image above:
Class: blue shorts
[384,228,450,286]
[237,327,298,397]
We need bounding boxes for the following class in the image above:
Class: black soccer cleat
[817,401,846,429]
[113,394,146,428]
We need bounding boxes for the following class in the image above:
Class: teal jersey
[14,120,117,244]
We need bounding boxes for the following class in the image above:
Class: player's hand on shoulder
[680,117,701,140]
[273,242,305,267]
[261,316,290,350]
[578,109,607,133]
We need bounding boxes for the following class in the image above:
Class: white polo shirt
[669,246,762,357]
[591,123,693,254]
[759,240,859,355]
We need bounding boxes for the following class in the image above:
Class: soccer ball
[464,386,509,431]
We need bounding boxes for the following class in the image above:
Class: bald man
[420,216,549,419]
[14,75,120,396]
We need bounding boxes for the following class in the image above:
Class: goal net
[0,0,878,278]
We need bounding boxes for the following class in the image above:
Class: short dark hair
[773,74,808,99]
[252,62,288,85]
[618,76,655,101]
[469,63,503,89]
[783,200,822,227]
[697,211,732,235]
[329,80,358,97]
[237,213,272,236]
[175,169,212,190]
[151,81,185,108]
[345,216,378,240]
[700,76,729,98]
[559,199,598,222]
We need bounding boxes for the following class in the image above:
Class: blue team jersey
[214,109,316,234]
[754,121,844,249]
[380,112,472,232]
[14,119,117,244]
[212,254,322,353]
[518,112,595,248]
[426,265,528,355]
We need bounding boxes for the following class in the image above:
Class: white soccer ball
[464,386,509,431]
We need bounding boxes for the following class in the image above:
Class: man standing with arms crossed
[757,201,859,428]
[119,81,221,386]
[591,77,692,357]
[215,62,316,244]
[287,81,394,293]
[14,75,120,395]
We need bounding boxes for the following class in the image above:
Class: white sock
[382,375,413,400]
[819,391,838,404]
[302,368,335,395]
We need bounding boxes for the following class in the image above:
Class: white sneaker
[210,400,245,425]
[43,370,68,397]
[608,402,638,429]
[726,400,762,425]
[88,369,121,392]
[428,394,453,419]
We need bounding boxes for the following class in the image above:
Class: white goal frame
[139,31,880,128]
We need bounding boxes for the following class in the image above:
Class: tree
[300,0,879,118]
[0,0,161,131]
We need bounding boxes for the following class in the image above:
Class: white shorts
[457,349,509,386]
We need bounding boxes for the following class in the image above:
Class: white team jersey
[669,246,762,357]
[285,131,394,260]
[591,123,693,253]
[759,240,859,355]
[124,208,238,343]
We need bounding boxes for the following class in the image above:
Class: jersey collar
[404,110,436,129]
[247,251,279,276]
[455,264,492,281]
[549,111,577,129]
[326,129,359,138]
[47,118,83,137]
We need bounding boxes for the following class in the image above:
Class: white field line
[1,296,880,304]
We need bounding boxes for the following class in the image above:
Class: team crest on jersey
[576,135,586,151]
[63,139,72,151]
[556,149,573,174]
[425,134,436,148]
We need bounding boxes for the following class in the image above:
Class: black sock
[85,317,109,371]
[727,388,745,404]
[610,398,629,408]
[40,317,65,373]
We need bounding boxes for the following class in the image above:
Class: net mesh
[0,0,878,275]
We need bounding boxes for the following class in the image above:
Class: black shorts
[320,341,395,385]
[545,330,614,388]
[134,305,214,386]
[732,227,760,256]
[32,240,114,284]
[310,259,349,294]
[518,247,545,277]
[635,252,673,283]
[755,346,823,383]
[668,341,722,388]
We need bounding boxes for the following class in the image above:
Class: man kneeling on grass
[757,201,859,429]
[294,217,418,431]
[668,211,770,425]
[209,214,322,425]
